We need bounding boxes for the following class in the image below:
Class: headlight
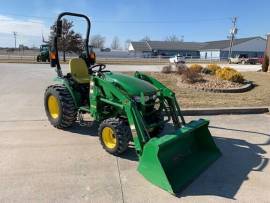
[152,94,157,100]
[144,96,150,102]
[133,96,141,102]
[133,94,156,103]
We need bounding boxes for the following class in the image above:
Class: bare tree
[140,36,151,42]
[165,35,180,42]
[49,18,84,61]
[111,36,120,50]
[90,34,106,49]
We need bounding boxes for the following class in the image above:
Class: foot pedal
[78,110,93,127]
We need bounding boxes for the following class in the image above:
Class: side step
[78,106,92,126]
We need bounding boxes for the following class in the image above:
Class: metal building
[129,36,266,60]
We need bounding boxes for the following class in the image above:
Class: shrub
[161,65,172,74]
[216,67,244,83]
[175,63,188,74]
[262,55,269,72]
[181,68,203,84]
[189,64,203,73]
[207,64,221,74]
[201,67,212,74]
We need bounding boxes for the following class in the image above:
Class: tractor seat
[69,58,90,84]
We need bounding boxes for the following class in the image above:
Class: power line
[0,12,54,20]
[0,19,45,25]
[0,12,231,24]
[93,17,231,24]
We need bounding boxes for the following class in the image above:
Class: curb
[180,80,255,94]
[181,107,269,116]
[196,81,254,93]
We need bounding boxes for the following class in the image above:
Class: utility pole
[13,32,17,49]
[266,34,270,57]
[228,17,238,59]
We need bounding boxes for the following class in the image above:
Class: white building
[200,36,266,60]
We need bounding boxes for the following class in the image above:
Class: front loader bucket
[138,119,221,194]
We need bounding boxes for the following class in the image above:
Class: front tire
[44,85,77,128]
[98,118,131,155]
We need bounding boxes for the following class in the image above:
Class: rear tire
[98,118,131,155]
[44,85,77,128]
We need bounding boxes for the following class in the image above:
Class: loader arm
[132,73,221,194]
[134,71,186,126]
[92,77,152,155]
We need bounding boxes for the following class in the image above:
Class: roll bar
[52,12,91,77]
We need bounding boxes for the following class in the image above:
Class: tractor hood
[104,72,157,96]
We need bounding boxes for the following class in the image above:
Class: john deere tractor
[37,44,50,62]
[44,12,221,194]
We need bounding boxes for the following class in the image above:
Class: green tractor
[37,44,50,62]
[44,12,221,194]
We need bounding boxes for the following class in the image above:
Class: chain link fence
[0,49,226,64]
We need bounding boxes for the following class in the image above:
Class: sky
[0,0,269,48]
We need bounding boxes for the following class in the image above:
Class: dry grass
[206,64,222,74]
[216,67,244,83]
[147,72,270,108]
[189,64,203,73]
[180,68,203,84]
[175,63,188,74]
[161,65,172,74]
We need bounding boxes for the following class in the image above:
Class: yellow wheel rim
[48,95,60,119]
[102,127,116,149]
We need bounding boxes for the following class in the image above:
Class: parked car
[258,56,264,64]
[101,48,111,52]
[229,54,258,64]
[169,54,185,64]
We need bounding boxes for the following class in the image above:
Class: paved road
[0,62,262,72]
[0,63,269,202]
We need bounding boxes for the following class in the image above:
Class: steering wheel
[90,64,106,72]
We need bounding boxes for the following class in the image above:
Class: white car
[169,55,185,64]
[229,54,258,64]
